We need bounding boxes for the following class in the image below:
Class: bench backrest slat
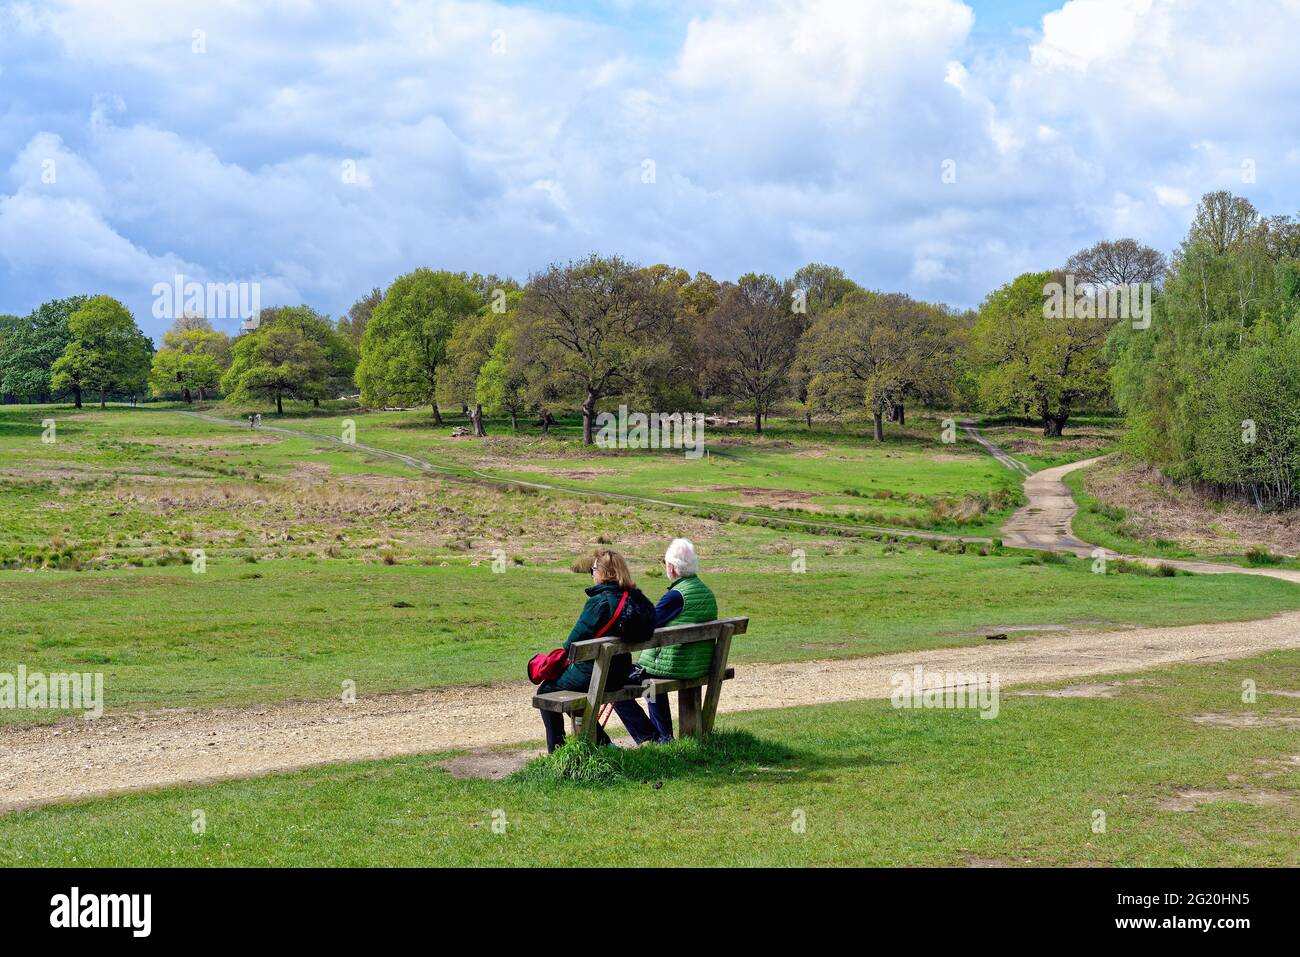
[569,617,749,662]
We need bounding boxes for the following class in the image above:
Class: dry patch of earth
[1190,713,1300,730]
[1157,787,1299,812]
[440,749,544,780]
[1081,457,1300,557]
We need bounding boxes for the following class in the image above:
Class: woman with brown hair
[536,549,655,752]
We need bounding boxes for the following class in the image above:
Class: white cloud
[1,0,1299,339]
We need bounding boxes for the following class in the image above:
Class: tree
[477,327,530,430]
[698,273,802,433]
[0,315,19,403]
[220,323,328,414]
[337,287,382,348]
[439,290,523,436]
[356,269,480,422]
[974,271,1112,436]
[259,305,356,404]
[50,296,152,408]
[0,295,89,402]
[798,290,958,441]
[149,317,231,402]
[1186,190,1259,256]
[516,254,675,444]
[1065,239,1166,287]
[784,264,862,427]
[790,263,860,314]
[1106,193,1300,506]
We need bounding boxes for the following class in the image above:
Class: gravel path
[3,418,1297,813]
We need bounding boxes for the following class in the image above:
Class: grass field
[3,404,1298,727]
[4,650,1296,866]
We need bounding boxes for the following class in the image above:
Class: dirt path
[4,417,1298,813]
[6,612,1300,812]
[996,451,1300,581]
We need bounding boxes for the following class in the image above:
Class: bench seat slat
[531,668,736,713]
[569,617,748,662]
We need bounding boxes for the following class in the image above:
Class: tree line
[0,251,1156,440]
[6,191,1296,512]
[1108,191,1300,509]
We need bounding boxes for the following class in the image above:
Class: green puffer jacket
[638,574,718,679]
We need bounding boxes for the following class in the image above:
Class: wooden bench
[531,617,749,741]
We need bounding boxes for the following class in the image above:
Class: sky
[2,0,1299,342]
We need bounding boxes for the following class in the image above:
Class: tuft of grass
[514,738,621,785]
[1246,545,1284,567]
[512,730,795,788]
[1114,558,1179,577]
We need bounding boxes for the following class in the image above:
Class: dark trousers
[539,709,613,752]
[612,693,673,744]
[537,654,631,752]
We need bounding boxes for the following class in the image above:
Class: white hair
[664,538,699,576]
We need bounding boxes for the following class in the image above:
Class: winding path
[2,415,1298,812]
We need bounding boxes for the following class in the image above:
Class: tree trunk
[431,402,443,424]
[73,387,82,410]
[100,389,106,409]
[183,387,192,404]
[1042,413,1068,437]
[754,410,763,433]
[873,412,884,442]
[313,397,320,407]
[509,411,518,431]
[805,412,812,428]
[470,404,486,437]
[890,402,905,425]
[582,390,597,445]
[276,392,284,415]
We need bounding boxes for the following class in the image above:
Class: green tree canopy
[516,254,676,444]
[50,296,152,408]
[220,322,329,414]
[798,290,958,440]
[356,269,481,422]
[0,295,90,402]
[973,271,1111,436]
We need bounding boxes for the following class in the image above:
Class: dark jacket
[549,581,649,691]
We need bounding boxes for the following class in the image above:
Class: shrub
[1245,546,1283,566]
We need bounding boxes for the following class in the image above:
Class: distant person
[255,413,262,428]
[613,538,718,745]
[535,549,654,752]
[248,414,255,430]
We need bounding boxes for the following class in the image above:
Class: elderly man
[612,537,718,744]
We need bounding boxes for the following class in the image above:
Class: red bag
[528,591,628,685]
[528,647,569,684]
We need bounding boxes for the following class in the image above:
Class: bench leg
[678,686,702,738]
[579,645,614,743]
[699,624,734,736]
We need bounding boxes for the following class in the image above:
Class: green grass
[197,402,1029,535]
[4,402,1300,726]
[5,548,1299,726]
[4,650,1296,866]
